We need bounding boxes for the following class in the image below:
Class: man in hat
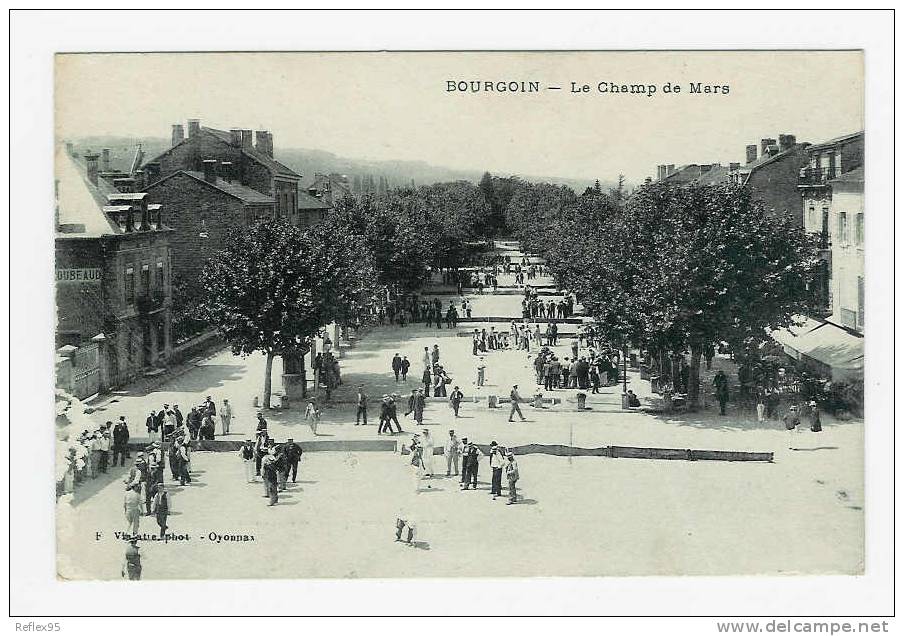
[220,398,232,436]
[254,431,268,476]
[203,396,216,417]
[256,411,268,434]
[239,438,256,482]
[508,385,527,422]
[112,416,130,467]
[284,438,304,483]
[355,386,368,426]
[178,441,192,486]
[461,439,483,490]
[392,353,403,382]
[173,404,184,428]
[123,476,143,536]
[713,370,730,416]
[784,404,801,450]
[98,425,112,474]
[121,535,142,580]
[445,430,461,477]
[449,385,464,417]
[152,482,169,538]
[400,356,410,381]
[261,447,279,506]
[504,451,520,504]
[145,410,158,434]
[412,388,426,426]
[275,443,289,492]
[489,441,505,499]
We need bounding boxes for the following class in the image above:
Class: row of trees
[199,180,495,407]
[498,176,820,408]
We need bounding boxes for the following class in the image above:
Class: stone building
[55,147,173,393]
[144,119,302,222]
[144,161,275,285]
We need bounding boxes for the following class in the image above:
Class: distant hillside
[65,135,614,193]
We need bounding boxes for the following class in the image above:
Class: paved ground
[63,241,864,580]
[57,449,863,580]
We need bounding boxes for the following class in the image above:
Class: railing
[135,292,165,314]
[798,166,838,186]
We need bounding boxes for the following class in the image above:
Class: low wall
[128,439,772,462]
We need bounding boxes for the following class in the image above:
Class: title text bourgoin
[446,80,730,96]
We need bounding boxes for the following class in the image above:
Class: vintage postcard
[53,50,865,581]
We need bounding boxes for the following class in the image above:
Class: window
[124,267,135,302]
[807,206,815,228]
[140,264,150,295]
[837,211,848,245]
[821,207,830,236]
[855,213,864,246]
[156,261,165,293]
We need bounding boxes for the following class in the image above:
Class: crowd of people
[144,396,234,441]
[532,346,623,393]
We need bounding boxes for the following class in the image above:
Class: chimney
[256,130,273,157]
[101,148,111,173]
[84,152,100,186]
[760,138,777,156]
[144,162,161,185]
[778,134,796,152]
[230,129,242,147]
[65,141,75,157]
[172,124,185,147]
[766,144,780,157]
[746,144,758,164]
[202,159,217,183]
[729,162,741,171]
[241,129,253,149]
[700,164,714,174]
[657,165,666,180]
[134,169,146,191]
[188,119,201,138]
[220,161,233,183]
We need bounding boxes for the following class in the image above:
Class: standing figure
[505,451,520,504]
[713,370,730,416]
[412,388,426,426]
[152,482,169,538]
[489,442,505,500]
[261,448,279,506]
[304,399,321,435]
[121,536,142,581]
[449,385,464,417]
[123,481,142,536]
[445,430,461,477]
[285,438,303,482]
[461,440,482,490]
[356,386,368,426]
[400,356,410,381]
[783,405,801,450]
[112,417,130,467]
[476,358,486,387]
[392,353,403,382]
[421,428,435,477]
[220,399,232,436]
[808,400,822,432]
[240,438,256,483]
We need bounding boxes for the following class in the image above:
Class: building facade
[826,168,864,334]
[145,164,275,285]
[145,119,302,222]
[55,147,174,393]
[798,131,865,323]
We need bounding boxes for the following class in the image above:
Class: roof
[695,164,731,186]
[203,127,301,179]
[807,131,864,152]
[55,148,124,237]
[741,144,809,185]
[149,170,275,205]
[660,164,727,186]
[298,190,331,211]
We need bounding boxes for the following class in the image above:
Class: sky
[55,51,864,183]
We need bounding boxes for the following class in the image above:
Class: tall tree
[199,219,374,408]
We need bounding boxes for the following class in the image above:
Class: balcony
[798,166,838,187]
[135,292,165,315]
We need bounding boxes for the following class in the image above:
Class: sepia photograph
[52,49,867,581]
[9,8,895,623]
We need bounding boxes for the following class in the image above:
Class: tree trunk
[262,351,275,409]
[688,346,703,409]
